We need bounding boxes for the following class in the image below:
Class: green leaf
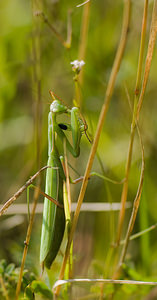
[5,263,15,275]
[24,286,35,300]
[0,260,7,274]
[30,280,53,299]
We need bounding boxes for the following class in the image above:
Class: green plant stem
[55,0,131,295]
[120,223,157,245]
[139,184,150,272]
[15,2,43,298]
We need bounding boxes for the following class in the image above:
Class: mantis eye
[58,123,68,130]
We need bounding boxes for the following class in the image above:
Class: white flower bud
[70,60,85,74]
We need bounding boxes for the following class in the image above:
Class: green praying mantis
[39,91,124,270]
[40,91,86,269]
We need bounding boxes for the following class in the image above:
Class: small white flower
[70,60,85,73]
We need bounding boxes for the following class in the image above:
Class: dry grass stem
[15,186,41,300]
[78,1,90,85]
[114,124,145,279]
[137,0,157,118]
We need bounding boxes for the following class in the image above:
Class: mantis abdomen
[40,150,65,269]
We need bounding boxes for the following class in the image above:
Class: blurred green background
[1,0,157,299]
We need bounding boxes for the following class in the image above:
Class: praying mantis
[39,91,124,270]
[40,91,86,269]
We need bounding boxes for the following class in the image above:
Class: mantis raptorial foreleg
[27,184,64,220]
[0,166,50,217]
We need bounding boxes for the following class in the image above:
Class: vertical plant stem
[113,125,144,279]
[116,0,149,246]
[15,1,42,298]
[78,1,90,63]
[15,187,40,300]
[78,2,90,87]
[66,9,72,48]
[73,2,91,107]
[139,183,150,273]
[32,14,42,170]
[55,0,131,295]
[137,0,157,118]
[0,276,9,300]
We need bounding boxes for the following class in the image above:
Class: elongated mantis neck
[52,113,56,152]
[48,112,56,155]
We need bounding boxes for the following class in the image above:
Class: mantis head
[50,100,68,114]
[49,90,68,114]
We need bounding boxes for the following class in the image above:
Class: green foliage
[0,260,53,300]
[24,281,53,300]
[0,259,36,299]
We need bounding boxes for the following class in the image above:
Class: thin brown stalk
[73,1,91,107]
[55,0,131,295]
[15,186,41,300]
[78,1,90,61]
[137,0,157,118]
[113,123,145,279]
[116,0,149,245]
[0,166,49,217]
[15,3,43,298]
[78,1,90,84]
[116,126,136,245]
[32,2,42,171]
